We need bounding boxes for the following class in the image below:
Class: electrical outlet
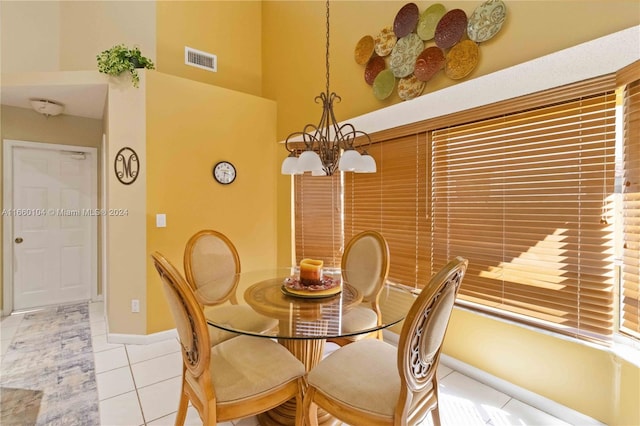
[131,299,140,313]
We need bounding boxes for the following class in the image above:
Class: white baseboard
[382,330,602,426]
[108,328,177,345]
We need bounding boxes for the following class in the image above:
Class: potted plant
[96,44,155,88]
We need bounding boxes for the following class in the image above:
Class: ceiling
[1,83,108,120]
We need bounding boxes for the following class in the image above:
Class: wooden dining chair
[303,256,468,426]
[330,230,390,346]
[184,229,277,345]
[151,252,306,426]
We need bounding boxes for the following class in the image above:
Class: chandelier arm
[336,123,358,150]
[354,130,374,152]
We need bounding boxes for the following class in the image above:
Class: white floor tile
[137,376,183,422]
[92,333,124,353]
[130,351,182,388]
[0,313,25,329]
[439,372,511,424]
[1,337,13,356]
[90,320,107,336]
[437,363,454,380]
[94,346,129,374]
[99,390,144,426]
[96,365,136,400]
[0,326,18,345]
[490,398,573,426]
[126,338,180,364]
[146,406,205,426]
[89,301,105,319]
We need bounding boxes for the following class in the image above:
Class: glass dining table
[195,267,415,426]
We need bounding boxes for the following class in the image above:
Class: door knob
[15,237,23,244]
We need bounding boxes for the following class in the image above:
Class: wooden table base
[256,337,339,426]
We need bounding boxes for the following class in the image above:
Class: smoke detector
[30,99,65,117]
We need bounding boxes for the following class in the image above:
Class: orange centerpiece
[299,258,323,286]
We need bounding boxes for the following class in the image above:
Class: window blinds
[431,92,617,340]
[294,173,342,268]
[344,134,429,288]
[621,79,640,338]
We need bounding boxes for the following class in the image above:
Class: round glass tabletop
[196,268,415,340]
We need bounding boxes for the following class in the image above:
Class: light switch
[156,213,166,228]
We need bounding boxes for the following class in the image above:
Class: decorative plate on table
[467,0,507,43]
[417,3,447,41]
[282,276,342,298]
[354,35,375,65]
[373,69,396,100]
[397,75,425,101]
[444,39,480,80]
[393,3,420,38]
[364,55,386,85]
[374,26,397,57]
[414,46,445,82]
[389,33,424,78]
[434,9,468,50]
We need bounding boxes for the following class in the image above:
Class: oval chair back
[184,230,241,305]
[341,230,390,305]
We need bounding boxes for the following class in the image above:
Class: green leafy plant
[96,44,155,88]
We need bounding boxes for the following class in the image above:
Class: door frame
[2,139,99,314]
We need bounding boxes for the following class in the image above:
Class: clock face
[213,161,236,185]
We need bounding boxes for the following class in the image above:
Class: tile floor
[0,301,586,426]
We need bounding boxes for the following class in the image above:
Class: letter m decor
[114,147,140,185]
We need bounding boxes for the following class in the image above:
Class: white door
[12,147,94,310]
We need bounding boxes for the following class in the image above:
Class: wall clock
[213,161,236,185]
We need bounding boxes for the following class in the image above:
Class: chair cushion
[307,339,400,417]
[341,306,378,333]
[207,325,237,346]
[204,305,278,338]
[210,335,305,403]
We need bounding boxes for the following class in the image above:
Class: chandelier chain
[325,0,331,95]
[280,0,376,176]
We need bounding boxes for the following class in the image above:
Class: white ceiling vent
[185,46,217,72]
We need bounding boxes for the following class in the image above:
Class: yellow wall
[262,1,640,140]
[156,1,263,97]
[0,1,60,72]
[59,1,156,72]
[0,1,156,74]
[145,71,277,333]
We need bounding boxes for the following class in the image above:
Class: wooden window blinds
[431,91,617,340]
[294,173,342,268]
[344,134,429,288]
[621,79,640,338]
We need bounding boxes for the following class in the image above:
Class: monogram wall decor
[114,147,140,185]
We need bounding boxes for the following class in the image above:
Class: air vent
[185,46,217,72]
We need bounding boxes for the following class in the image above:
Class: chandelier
[281,0,376,176]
